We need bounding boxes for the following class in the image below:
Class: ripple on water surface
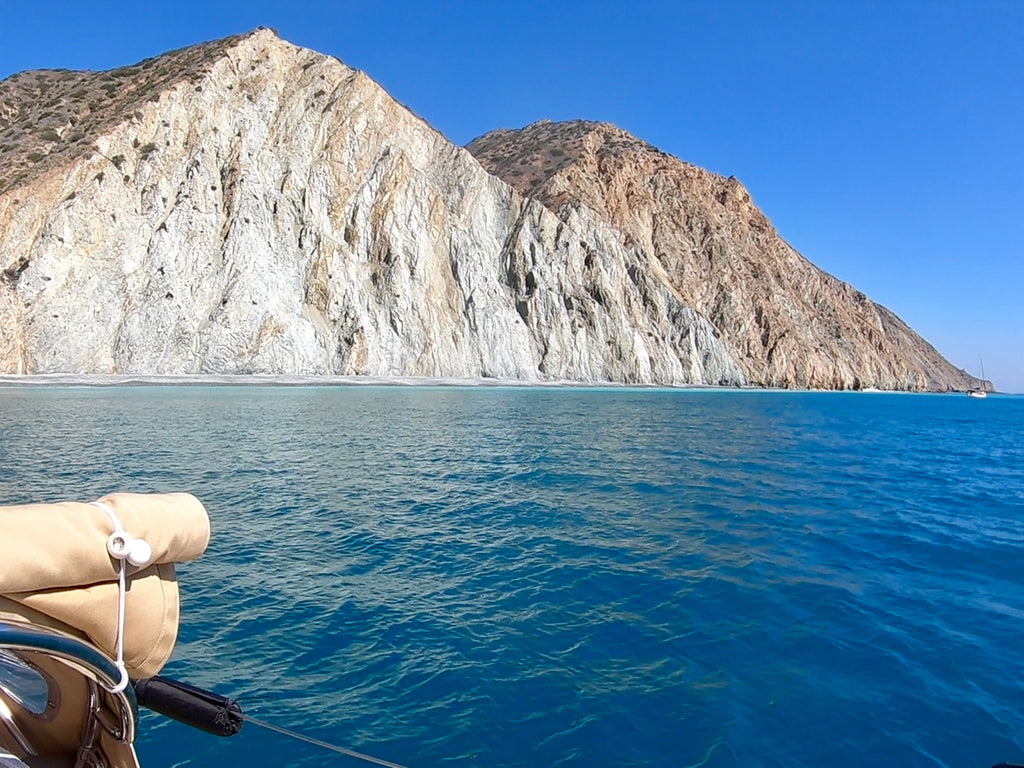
[1,388,1022,768]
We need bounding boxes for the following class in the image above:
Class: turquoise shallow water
[1,387,1023,768]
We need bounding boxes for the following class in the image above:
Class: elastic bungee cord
[92,499,152,694]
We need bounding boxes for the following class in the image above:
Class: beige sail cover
[0,493,210,678]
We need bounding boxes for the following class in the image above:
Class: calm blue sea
[1,387,1023,768]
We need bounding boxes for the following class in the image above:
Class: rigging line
[243,715,412,768]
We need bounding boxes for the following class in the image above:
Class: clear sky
[1,0,1021,391]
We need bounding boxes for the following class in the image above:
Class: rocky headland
[0,29,987,390]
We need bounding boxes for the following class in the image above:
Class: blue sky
[1,0,1021,391]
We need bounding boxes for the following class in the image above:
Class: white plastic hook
[106,531,153,567]
[107,531,132,560]
[91,499,152,695]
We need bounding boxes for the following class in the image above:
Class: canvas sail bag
[0,493,211,767]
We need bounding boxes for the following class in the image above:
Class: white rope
[243,715,412,768]
[90,501,131,694]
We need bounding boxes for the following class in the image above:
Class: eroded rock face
[0,30,745,384]
[469,120,982,391]
[0,32,977,390]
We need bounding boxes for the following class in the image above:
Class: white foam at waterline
[0,373,729,389]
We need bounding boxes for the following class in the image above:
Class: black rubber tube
[133,676,244,737]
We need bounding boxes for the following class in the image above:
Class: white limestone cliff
[0,30,983,390]
[0,30,745,384]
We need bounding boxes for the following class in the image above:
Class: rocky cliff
[468,121,981,391]
[0,30,982,389]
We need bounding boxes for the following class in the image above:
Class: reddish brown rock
[469,120,980,391]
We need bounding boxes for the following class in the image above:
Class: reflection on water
[1,388,1023,767]
[0,650,49,715]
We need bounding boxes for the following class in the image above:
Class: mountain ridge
[0,31,264,195]
[0,30,987,391]
[467,119,975,390]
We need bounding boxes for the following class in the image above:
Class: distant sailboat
[967,358,988,398]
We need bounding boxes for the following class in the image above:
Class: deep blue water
[1,387,1023,768]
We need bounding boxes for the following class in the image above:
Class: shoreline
[0,373,721,389]
[0,373,986,393]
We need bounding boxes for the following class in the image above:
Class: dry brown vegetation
[0,31,257,194]
[466,119,661,195]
